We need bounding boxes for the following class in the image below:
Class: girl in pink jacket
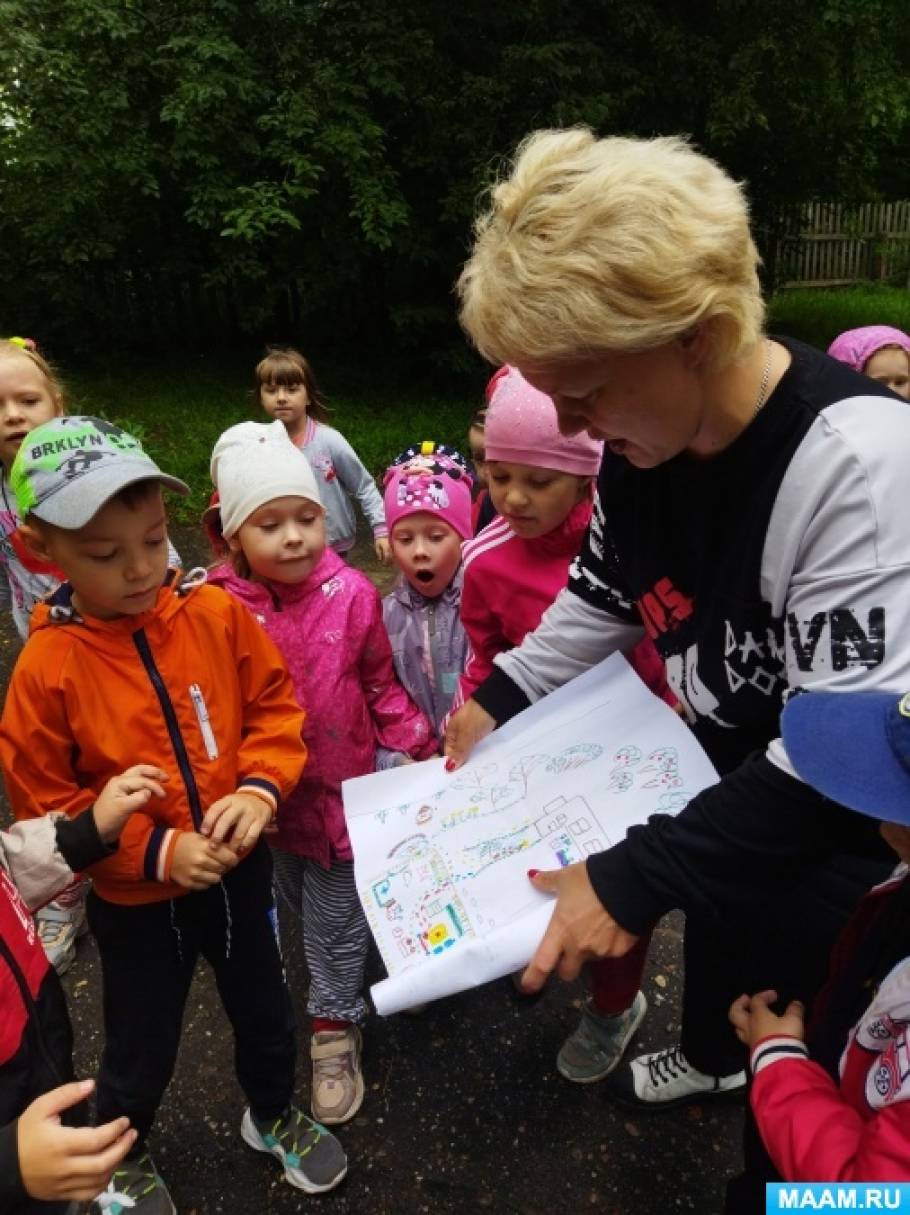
[207,421,435,1130]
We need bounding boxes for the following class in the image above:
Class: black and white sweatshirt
[473,338,909,932]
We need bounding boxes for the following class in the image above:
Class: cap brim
[781,692,910,826]
[33,467,190,529]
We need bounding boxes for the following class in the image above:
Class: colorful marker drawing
[343,653,721,1013]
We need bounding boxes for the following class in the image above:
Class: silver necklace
[752,340,773,420]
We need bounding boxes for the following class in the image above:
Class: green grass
[768,285,910,351]
[66,364,474,524]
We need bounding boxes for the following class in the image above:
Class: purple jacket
[381,574,467,742]
[208,550,435,866]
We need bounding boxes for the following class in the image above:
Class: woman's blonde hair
[457,128,765,368]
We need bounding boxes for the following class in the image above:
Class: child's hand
[729,989,806,1050]
[92,765,169,844]
[17,1079,136,1202]
[170,832,238,890]
[200,792,273,855]
[374,537,392,564]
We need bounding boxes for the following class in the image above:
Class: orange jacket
[0,573,306,906]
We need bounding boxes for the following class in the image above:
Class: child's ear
[18,521,53,562]
[226,534,241,554]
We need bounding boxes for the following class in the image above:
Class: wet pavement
[0,526,744,1213]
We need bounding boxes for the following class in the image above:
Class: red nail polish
[445,758,456,772]
[527,868,540,878]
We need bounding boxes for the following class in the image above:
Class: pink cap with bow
[383,451,473,540]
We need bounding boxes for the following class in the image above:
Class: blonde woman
[446,129,910,1171]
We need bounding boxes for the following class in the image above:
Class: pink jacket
[455,499,673,709]
[208,551,435,866]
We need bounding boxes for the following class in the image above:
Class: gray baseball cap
[11,416,189,528]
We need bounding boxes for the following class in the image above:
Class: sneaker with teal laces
[557,990,648,1083]
[89,1153,175,1215]
[241,1104,347,1194]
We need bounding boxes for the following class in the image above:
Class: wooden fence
[760,200,910,289]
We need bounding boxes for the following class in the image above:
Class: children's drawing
[343,653,720,1015]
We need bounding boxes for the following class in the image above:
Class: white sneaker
[605,1043,746,1111]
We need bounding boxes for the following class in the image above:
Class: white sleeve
[495,584,644,702]
[762,395,910,776]
[327,430,387,535]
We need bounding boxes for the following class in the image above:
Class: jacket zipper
[133,629,204,829]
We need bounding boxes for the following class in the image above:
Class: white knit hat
[210,420,323,538]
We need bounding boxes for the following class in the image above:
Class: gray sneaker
[89,1153,175,1215]
[557,990,648,1083]
[241,1105,347,1193]
[36,899,88,976]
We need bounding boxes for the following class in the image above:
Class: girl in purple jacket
[380,444,473,747]
[206,421,435,1129]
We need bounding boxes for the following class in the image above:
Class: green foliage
[1,0,907,362]
[769,286,910,350]
[67,361,473,523]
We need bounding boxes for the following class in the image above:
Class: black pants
[87,842,296,1147]
[680,848,890,1076]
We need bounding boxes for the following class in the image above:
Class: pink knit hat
[484,366,603,476]
[827,326,910,374]
[383,447,473,540]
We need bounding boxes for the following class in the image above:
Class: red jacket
[455,500,672,710]
[750,869,910,1181]
[0,573,306,905]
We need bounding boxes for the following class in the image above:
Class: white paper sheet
[342,653,718,1015]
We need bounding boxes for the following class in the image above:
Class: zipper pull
[189,683,219,761]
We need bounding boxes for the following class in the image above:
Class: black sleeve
[0,1119,28,1212]
[472,665,530,725]
[586,752,889,934]
[53,810,116,874]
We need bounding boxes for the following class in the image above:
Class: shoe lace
[271,1107,326,1160]
[94,1155,158,1210]
[647,1044,690,1087]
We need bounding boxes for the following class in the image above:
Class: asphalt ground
[0,525,745,1214]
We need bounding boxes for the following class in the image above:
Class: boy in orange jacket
[0,417,347,1215]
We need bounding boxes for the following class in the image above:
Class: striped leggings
[272,849,370,1024]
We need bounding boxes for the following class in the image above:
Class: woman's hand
[374,537,392,564]
[443,699,496,770]
[520,863,639,992]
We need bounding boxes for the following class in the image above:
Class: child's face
[230,495,326,584]
[865,347,910,401]
[390,513,461,598]
[486,461,588,540]
[25,486,169,620]
[259,379,309,434]
[0,352,63,472]
[468,424,488,487]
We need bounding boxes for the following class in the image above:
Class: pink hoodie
[208,549,436,866]
[454,497,673,711]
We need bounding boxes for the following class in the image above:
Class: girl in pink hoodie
[454,367,671,1089]
[206,421,435,1131]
